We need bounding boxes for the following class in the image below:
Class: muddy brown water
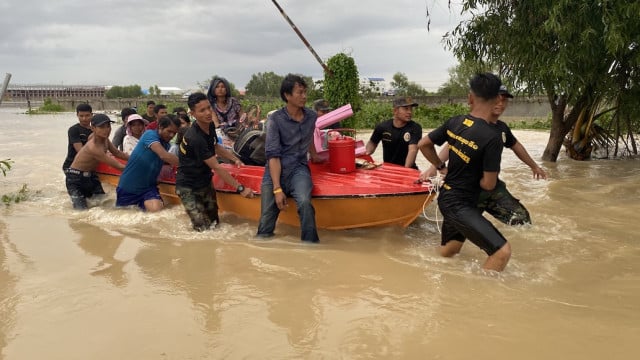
[1,109,638,359]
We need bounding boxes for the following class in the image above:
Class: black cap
[498,85,514,98]
[91,114,115,127]
[393,96,419,108]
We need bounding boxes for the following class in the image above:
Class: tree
[390,72,409,95]
[437,60,486,97]
[245,72,284,97]
[148,85,161,97]
[324,53,362,119]
[440,0,640,161]
[390,72,429,97]
[106,85,143,99]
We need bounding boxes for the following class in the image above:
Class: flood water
[1,109,639,359]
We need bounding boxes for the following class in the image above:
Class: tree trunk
[541,93,592,162]
[542,93,571,162]
[542,115,570,162]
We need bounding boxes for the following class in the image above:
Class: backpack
[233,129,266,166]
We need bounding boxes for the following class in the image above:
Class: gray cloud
[1,0,466,91]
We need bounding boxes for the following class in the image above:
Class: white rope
[422,175,443,233]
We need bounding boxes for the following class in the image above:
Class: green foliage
[27,98,65,113]
[351,101,392,129]
[324,53,362,125]
[437,60,490,96]
[239,98,284,117]
[417,103,471,128]
[106,85,143,99]
[245,72,285,97]
[360,80,383,100]
[390,72,429,97]
[2,184,36,207]
[1,159,12,176]
[390,72,409,93]
[148,85,161,97]
[442,0,640,159]
[352,101,469,130]
[507,117,552,130]
[232,96,546,132]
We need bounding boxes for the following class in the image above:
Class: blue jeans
[257,164,319,242]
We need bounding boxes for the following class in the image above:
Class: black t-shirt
[112,125,126,151]
[62,123,92,170]
[142,114,155,122]
[369,119,422,168]
[176,122,218,189]
[492,120,517,149]
[428,114,504,203]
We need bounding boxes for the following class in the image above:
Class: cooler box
[328,137,356,174]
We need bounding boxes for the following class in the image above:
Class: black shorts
[65,168,105,209]
[439,196,507,256]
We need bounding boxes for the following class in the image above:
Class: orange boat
[96,157,436,230]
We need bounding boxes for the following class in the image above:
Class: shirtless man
[65,114,129,210]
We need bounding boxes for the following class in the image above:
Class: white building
[157,86,184,96]
[360,77,386,95]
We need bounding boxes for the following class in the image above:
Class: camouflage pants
[477,180,531,225]
[176,184,219,232]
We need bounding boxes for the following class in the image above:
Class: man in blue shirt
[116,116,180,211]
[257,74,322,243]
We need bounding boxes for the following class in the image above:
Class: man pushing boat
[65,114,129,210]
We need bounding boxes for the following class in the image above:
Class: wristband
[273,187,283,194]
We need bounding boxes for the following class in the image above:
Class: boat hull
[96,160,435,230]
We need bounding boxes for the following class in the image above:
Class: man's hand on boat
[309,153,324,163]
[240,186,255,199]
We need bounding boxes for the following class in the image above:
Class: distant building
[6,84,106,99]
[158,86,184,96]
[141,86,185,97]
[360,77,386,95]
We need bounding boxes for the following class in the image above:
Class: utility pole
[0,73,12,107]
[270,0,332,76]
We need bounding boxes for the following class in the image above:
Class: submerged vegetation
[2,184,36,206]
[27,98,65,114]
[1,159,37,206]
[1,159,12,176]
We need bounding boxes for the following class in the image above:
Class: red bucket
[328,136,356,174]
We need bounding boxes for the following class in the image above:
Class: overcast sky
[1,0,467,91]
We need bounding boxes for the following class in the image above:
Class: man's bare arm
[511,141,547,179]
[107,140,129,161]
[405,144,419,168]
[150,142,178,166]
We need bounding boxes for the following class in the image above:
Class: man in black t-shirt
[141,100,156,123]
[365,97,423,169]
[418,73,513,272]
[62,103,93,171]
[420,88,547,225]
[176,92,254,232]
